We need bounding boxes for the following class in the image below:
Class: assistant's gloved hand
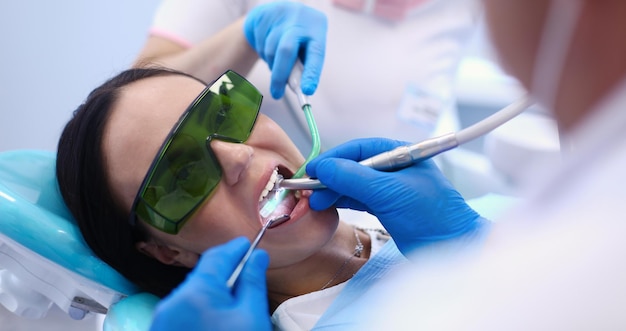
[306,138,484,255]
[149,237,271,331]
[244,1,327,99]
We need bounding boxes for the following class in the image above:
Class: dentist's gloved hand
[306,138,484,255]
[244,1,327,99]
[149,237,271,331]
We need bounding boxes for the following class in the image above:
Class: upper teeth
[259,168,279,202]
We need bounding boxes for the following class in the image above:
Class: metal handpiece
[277,133,459,190]
[226,214,290,290]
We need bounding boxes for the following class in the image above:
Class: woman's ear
[135,241,199,267]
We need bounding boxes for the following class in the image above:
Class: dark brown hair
[56,68,203,297]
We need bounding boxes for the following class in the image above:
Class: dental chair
[0,149,159,331]
[0,149,519,330]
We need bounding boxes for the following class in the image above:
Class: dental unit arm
[278,96,534,190]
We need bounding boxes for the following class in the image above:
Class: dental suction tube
[279,96,534,190]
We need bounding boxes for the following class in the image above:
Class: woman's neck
[265,221,371,311]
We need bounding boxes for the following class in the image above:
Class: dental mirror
[226,214,290,290]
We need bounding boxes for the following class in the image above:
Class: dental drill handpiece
[277,95,534,190]
[277,95,533,191]
[278,133,460,190]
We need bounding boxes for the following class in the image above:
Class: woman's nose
[210,140,254,185]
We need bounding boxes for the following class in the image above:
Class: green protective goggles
[129,70,262,234]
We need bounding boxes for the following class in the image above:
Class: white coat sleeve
[149,0,252,47]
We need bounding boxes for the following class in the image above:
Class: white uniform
[356,79,626,329]
[149,0,481,152]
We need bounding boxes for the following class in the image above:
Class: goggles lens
[130,70,262,234]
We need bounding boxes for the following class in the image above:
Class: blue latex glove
[306,138,484,255]
[149,237,271,331]
[244,1,327,99]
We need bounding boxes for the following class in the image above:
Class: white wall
[0,1,160,152]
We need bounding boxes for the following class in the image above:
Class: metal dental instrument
[226,214,290,290]
[277,96,535,190]
[259,60,321,218]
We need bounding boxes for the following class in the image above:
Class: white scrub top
[149,0,481,152]
[357,79,626,329]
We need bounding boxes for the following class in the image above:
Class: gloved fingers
[262,25,284,72]
[269,30,301,99]
[243,10,266,61]
[193,237,251,283]
[332,196,371,212]
[306,138,409,178]
[254,29,269,64]
[243,1,327,99]
[301,39,325,95]
[149,240,272,331]
[309,187,371,212]
[235,249,269,294]
[234,250,270,311]
[308,157,395,208]
[308,188,340,210]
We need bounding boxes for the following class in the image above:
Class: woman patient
[56,68,402,329]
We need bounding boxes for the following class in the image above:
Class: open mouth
[258,166,299,222]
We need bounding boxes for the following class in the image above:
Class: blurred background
[0,1,160,152]
[0,1,524,153]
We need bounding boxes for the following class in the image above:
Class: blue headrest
[0,149,138,294]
